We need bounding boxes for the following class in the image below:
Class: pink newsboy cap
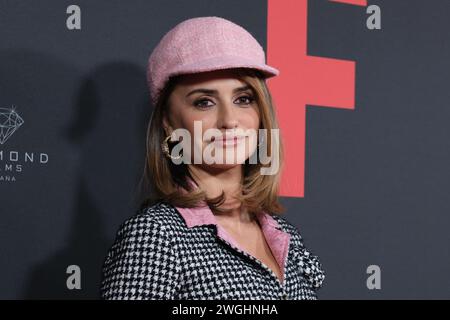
[146,16,280,105]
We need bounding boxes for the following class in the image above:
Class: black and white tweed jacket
[100,201,325,300]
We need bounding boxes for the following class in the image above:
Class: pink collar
[175,203,279,228]
[174,203,291,283]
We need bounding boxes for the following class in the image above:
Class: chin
[201,160,247,171]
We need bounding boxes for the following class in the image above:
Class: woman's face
[163,69,260,170]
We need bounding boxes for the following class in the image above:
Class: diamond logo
[0,106,24,145]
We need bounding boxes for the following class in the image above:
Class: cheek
[178,113,215,158]
[180,113,215,139]
[240,108,260,130]
[240,109,260,155]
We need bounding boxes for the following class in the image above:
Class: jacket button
[282,292,289,300]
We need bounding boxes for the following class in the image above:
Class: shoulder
[101,201,183,299]
[116,201,185,236]
[102,201,185,277]
[105,201,187,260]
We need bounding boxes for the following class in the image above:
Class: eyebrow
[186,85,252,98]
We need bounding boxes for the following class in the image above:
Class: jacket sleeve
[100,214,181,300]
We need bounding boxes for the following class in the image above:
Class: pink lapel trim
[175,203,291,283]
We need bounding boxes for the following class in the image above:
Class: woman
[100,16,325,300]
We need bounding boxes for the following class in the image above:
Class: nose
[217,101,239,130]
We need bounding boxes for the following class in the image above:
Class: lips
[210,135,246,147]
[211,136,245,142]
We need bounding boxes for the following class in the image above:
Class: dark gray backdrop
[0,0,449,299]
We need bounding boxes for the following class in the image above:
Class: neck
[187,164,252,222]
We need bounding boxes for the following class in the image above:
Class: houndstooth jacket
[100,201,325,300]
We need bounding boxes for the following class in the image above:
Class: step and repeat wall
[1,0,449,299]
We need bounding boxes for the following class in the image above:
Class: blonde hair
[136,68,285,215]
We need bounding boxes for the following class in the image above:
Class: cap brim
[169,54,280,79]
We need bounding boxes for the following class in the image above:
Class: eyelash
[193,95,255,109]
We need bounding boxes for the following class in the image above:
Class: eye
[193,98,215,109]
[235,95,255,105]
[193,95,255,109]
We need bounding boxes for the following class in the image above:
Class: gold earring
[161,134,182,160]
